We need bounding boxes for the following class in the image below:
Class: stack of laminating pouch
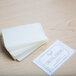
[1,23,48,61]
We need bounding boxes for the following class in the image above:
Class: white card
[33,40,75,75]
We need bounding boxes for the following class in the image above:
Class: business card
[33,40,75,75]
